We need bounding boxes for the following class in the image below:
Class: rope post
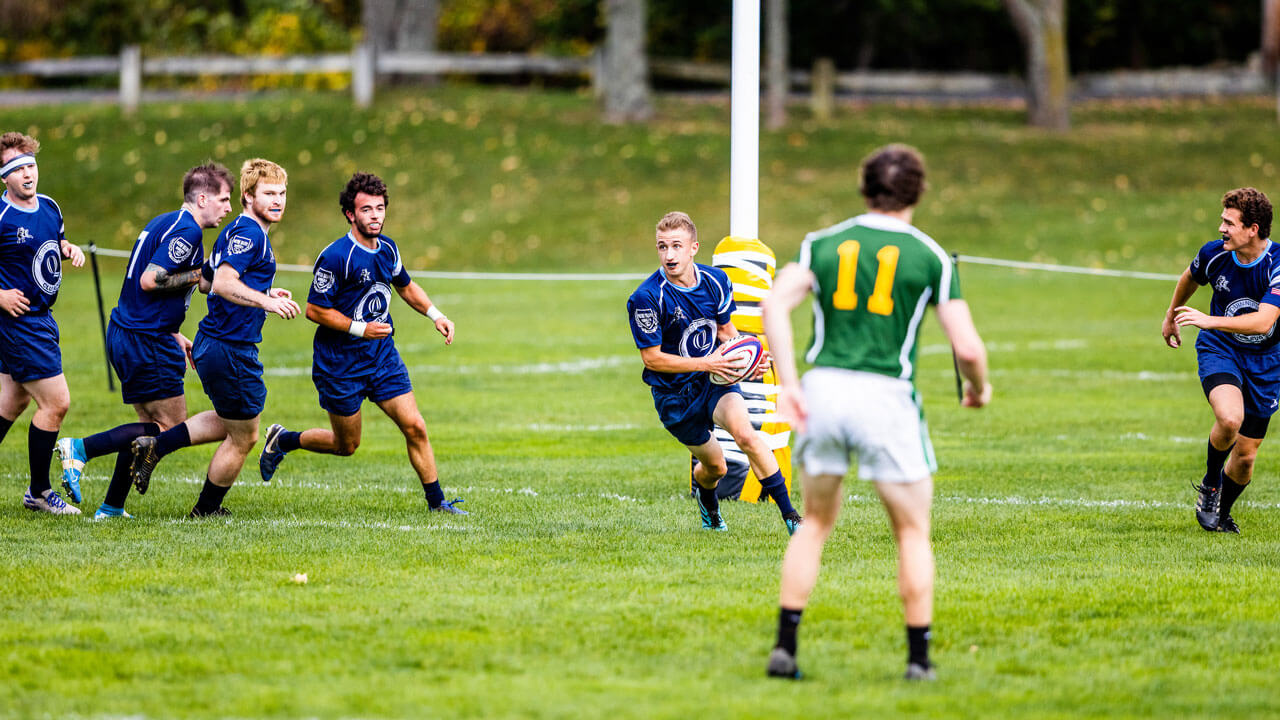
[88,243,114,392]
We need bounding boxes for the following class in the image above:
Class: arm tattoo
[147,264,202,292]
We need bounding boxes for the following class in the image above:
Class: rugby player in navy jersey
[627,211,801,534]
[256,172,466,514]
[0,132,86,515]
[55,164,234,519]
[130,158,299,517]
[1166,187,1277,535]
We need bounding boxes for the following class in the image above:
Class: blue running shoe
[259,423,289,483]
[697,494,728,531]
[431,497,469,515]
[55,437,87,503]
[93,504,134,521]
[783,511,803,536]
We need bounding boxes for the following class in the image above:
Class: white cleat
[22,490,82,516]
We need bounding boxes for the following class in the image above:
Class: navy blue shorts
[107,321,186,405]
[652,379,741,447]
[313,346,413,417]
[192,332,266,421]
[0,312,61,383]
[1197,332,1280,419]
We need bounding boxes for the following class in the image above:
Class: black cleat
[130,435,160,495]
[904,661,937,681]
[1214,514,1240,534]
[766,647,801,679]
[1193,481,1220,532]
[189,506,232,519]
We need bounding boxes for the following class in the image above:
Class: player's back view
[761,144,991,681]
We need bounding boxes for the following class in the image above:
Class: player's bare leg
[0,373,32,438]
[686,436,728,530]
[259,412,360,483]
[713,391,801,532]
[1197,384,1246,530]
[376,391,465,514]
[190,415,258,517]
[875,476,936,679]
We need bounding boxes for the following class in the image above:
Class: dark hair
[1223,187,1273,240]
[860,144,926,212]
[182,162,232,203]
[339,172,389,220]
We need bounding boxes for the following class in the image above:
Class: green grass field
[2,90,1280,719]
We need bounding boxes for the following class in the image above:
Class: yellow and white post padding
[688,235,792,502]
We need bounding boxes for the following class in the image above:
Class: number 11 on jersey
[832,240,899,315]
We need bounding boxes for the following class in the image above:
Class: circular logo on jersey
[32,240,61,295]
[168,238,194,265]
[313,268,336,294]
[1224,297,1274,344]
[354,282,392,323]
[678,318,717,357]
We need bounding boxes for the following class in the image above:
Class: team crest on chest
[678,318,717,357]
[31,239,61,295]
[15,226,32,243]
[634,307,659,334]
[1214,275,1230,292]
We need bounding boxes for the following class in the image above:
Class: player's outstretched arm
[140,263,202,293]
[211,264,299,319]
[638,344,747,378]
[1175,302,1280,335]
[395,281,453,345]
[1163,269,1200,348]
[762,263,814,430]
[936,299,991,408]
[304,303,391,339]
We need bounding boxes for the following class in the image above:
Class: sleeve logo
[168,238,194,264]
[634,307,659,334]
[313,268,336,294]
[228,235,254,255]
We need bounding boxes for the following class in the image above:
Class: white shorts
[794,367,936,483]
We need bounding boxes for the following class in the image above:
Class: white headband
[0,153,36,179]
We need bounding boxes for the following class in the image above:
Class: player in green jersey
[760,144,991,681]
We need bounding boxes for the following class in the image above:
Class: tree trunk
[1264,0,1280,78]
[765,0,788,130]
[602,0,653,124]
[1004,0,1070,130]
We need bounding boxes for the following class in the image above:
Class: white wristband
[426,306,446,322]
[348,320,367,338]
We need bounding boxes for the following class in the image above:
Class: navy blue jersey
[110,208,206,334]
[198,214,276,344]
[1189,238,1280,352]
[307,232,411,375]
[0,192,65,314]
[627,264,735,392]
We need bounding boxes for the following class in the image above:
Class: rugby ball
[709,334,765,385]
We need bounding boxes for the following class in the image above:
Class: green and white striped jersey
[798,213,961,382]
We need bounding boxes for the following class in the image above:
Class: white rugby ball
[709,334,764,385]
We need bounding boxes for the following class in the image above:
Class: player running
[0,132,86,515]
[130,158,299,517]
[761,144,990,681]
[55,164,234,519]
[256,172,466,514]
[1166,187,1277,535]
[627,211,802,534]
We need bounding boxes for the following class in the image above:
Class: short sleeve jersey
[307,232,411,374]
[799,213,960,383]
[626,263,735,393]
[110,208,206,334]
[198,214,276,344]
[0,192,66,314]
[1188,238,1280,352]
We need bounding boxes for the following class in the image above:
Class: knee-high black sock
[776,607,803,655]
[194,477,231,514]
[28,424,58,496]
[101,451,135,509]
[82,422,160,459]
[1204,440,1232,490]
[696,483,720,516]
[1219,472,1249,519]
[907,625,932,667]
[759,470,796,515]
[0,415,13,445]
[154,423,192,459]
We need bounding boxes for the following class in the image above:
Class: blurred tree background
[0,0,1263,72]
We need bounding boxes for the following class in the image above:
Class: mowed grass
[2,90,1280,719]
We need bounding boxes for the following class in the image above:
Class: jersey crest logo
[15,226,32,244]
[354,282,393,323]
[168,238,194,264]
[634,308,659,334]
[1214,275,1230,292]
[313,268,336,294]
[678,318,717,357]
[31,239,61,295]
[1224,297,1273,344]
[228,235,254,255]
[360,268,372,284]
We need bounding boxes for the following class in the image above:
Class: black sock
[1204,441,1232,490]
[27,424,58,496]
[759,470,796,515]
[907,625,932,667]
[776,607,803,655]
[280,430,302,452]
[82,422,160,459]
[1219,471,1248,519]
[696,483,720,516]
[102,450,135,509]
[194,477,231,514]
[423,480,445,508]
[0,415,13,445]
[155,423,192,458]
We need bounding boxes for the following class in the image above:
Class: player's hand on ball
[0,288,29,317]
[365,321,392,339]
[750,350,772,381]
[435,317,454,345]
[61,240,85,267]
[776,386,808,433]
[705,345,749,378]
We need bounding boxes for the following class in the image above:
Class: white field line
[263,355,634,377]
[160,517,471,532]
